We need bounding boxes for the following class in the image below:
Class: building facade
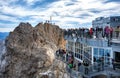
[66,38,113,65]
[92,16,120,28]
[65,37,120,78]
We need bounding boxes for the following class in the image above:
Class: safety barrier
[55,52,120,78]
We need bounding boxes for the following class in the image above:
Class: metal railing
[78,62,120,77]
[55,53,120,78]
[64,30,120,40]
[66,65,82,78]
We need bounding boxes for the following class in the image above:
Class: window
[99,48,104,56]
[75,53,77,57]
[94,56,97,62]
[80,55,82,60]
[94,48,98,56]
[105,49,111,57]
[93,47,112,64]
[80,50,82,54]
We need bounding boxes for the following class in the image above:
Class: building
[92,16,120,28]
[64,23,120,77]
[65,36,120,78]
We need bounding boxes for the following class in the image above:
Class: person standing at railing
[62,49,66,61]
[55,50,59,57]
[78,62,81,71]
[95,27,99,38]
[63,29,68,38]
[105,26,111,39]
[89,28,93,38]
[115,26,120,39]
[66,53,68,62]
[110,26,113,40]
[97,58,101,72]
[102,27,105,38]
[112,59,115,70]
[83,60,89,74]
[100,57,104,71]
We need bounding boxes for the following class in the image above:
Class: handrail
[55,52,120,78]
[64,29,120,40]
[66,65,82,78]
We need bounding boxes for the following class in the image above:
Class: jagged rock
[0,22,68,78]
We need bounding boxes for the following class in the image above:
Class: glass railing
[64,31,120,40]
[55,52,120,78]
[88,63,120,76]
[66,65,82,78]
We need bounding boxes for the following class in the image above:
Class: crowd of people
[64,26,120,39]
[55,49,66,60]
[55,49,90,74]
[55,49,120,76]
[55,49,75,70]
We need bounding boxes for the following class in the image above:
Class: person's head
[117,26,119,28]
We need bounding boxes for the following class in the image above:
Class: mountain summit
[0,22,68,78]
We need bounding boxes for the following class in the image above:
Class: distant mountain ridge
[0,32,9,39]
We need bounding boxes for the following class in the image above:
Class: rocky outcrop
[0,22,68,78]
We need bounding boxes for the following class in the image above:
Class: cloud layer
[0,0,120,32]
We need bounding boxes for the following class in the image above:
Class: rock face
[0,22,68,78]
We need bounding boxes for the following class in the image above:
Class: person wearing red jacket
[89,28,93,38]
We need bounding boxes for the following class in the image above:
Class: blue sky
[0,0,120,32]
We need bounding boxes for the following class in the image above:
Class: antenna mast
[50,16,52,24]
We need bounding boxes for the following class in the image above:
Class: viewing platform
[55,50,120,78]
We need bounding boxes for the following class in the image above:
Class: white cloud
[0,23,17,28]
[0,6,38,17]
[24,0,43,5]
[0,14,19,23]
[0,28,14,32]
[0,0,120,32]
[0,0,19,6]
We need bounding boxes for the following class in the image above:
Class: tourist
[83,60,89,74]
[95,27,99,38]
[62,49,66,60]
[101,57,104,71]
[56,50,59,57]
[89,28,93,38]
[66,53,68,62]
[97,58,101,71]
[105,26,110,39]
[110,26,113,39]
[68,63,73,69]
[115,26,120,39]
[73,64,76,70]
[78,62,81,71]
[112,59,115,70]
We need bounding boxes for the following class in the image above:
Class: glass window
[81,44,83,50]
[80,55,82,60]
[80,50,82,54]
[78,43,80,48]
[75,53,77,57]
[77,54,79,58]
[105,49,111,57]
[104,57,110,63]
[79,43,81,48]
[89,47,92,53]
[76,53,78,58]
[99,48,104,56]
[94,48,98,56]
[75,48,77,52]
[78,49,80,53]
[78,54,80,59]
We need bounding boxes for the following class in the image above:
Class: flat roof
[111,39,120,43]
